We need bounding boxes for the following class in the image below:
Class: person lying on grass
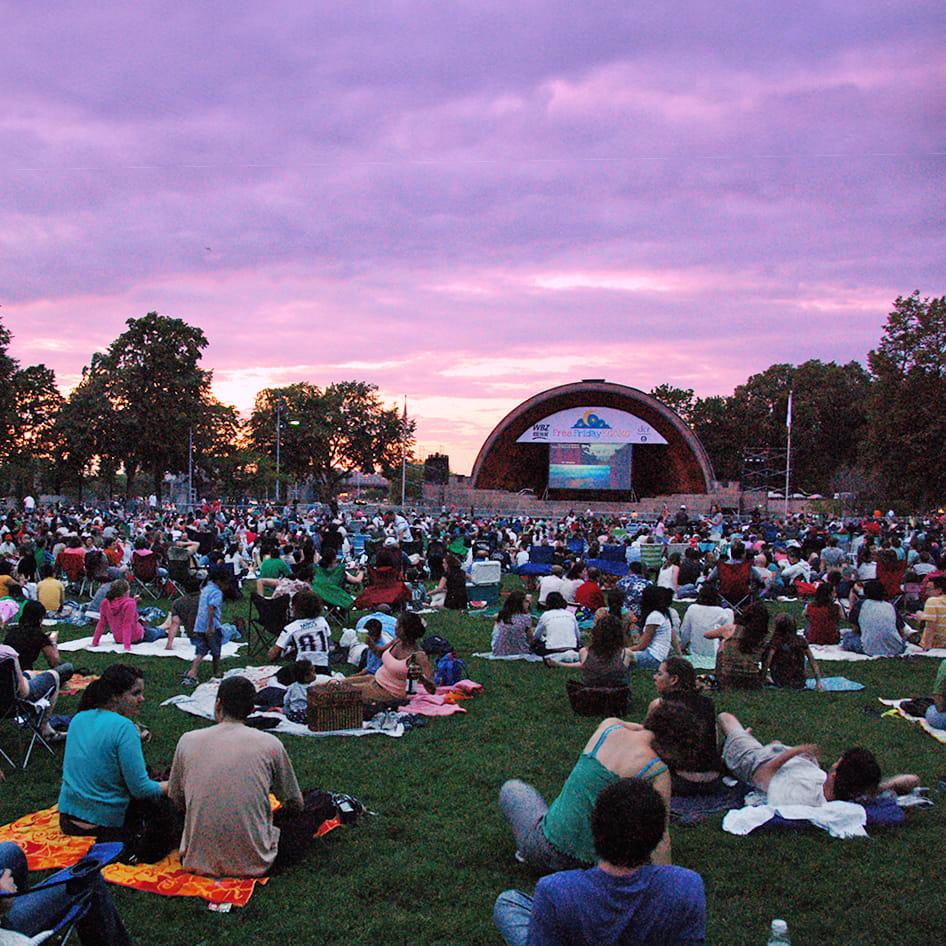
[494,777,706,946]
[717,711,918,807]
[499,701,701,874]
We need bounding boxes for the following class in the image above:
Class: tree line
[647,291,946,511]
[1,293,943,510]
[0,312,413,504]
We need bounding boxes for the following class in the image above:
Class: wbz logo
[532,423,550,439]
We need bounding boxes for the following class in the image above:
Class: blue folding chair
[1,842,124,944]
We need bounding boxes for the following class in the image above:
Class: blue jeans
[840,631,863,654]
[140,624,166,643]
[925,705,946,730]
[497,780,585,875]
[494,889,534,946]
[0,841,134,946]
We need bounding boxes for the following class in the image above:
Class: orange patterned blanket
[0,806,266,907]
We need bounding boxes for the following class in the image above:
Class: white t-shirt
[274,616,332,667]
[535,609,580,651]
[766,755,827,808]
[641,610,673,662]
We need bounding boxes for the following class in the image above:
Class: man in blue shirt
[181,565,228,688]
[494,777,705,946]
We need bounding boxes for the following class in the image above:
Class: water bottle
[767,918,790,945]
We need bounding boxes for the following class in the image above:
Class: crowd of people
[0,497,944,943]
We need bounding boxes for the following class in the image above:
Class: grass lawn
[2,585,943,945]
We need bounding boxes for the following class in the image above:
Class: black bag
[899,697,935,718]
[120,796,183,864]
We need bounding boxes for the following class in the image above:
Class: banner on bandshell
[516,408,668,445]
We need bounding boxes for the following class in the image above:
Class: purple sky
[5,2,944,474]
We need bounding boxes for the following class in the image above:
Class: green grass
[2,588,943,945]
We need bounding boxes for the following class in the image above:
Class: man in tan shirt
[168,675,304,877]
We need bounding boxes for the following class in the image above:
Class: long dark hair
[639,586,668,621]
[498,590,528,623]
[736,602,770,653]
[589,614,626,660]
[78,663,143,712]
[645,700,703,771]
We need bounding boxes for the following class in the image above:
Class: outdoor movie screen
[548,443,633,490]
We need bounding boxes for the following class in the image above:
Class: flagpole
[401,396,407,508]
[784,390,793,520]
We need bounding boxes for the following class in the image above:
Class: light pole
[275,398,284,504]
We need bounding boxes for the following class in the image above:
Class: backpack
[434,651,467,687]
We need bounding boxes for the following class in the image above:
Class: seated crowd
[0,498,944,944]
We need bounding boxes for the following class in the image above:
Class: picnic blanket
[397,680,483,716]
[162,667,404,738]
[879,698,946,745]
[806,676,864,691]
[670,782,749,824]
[0,806,265,906]
[472,652,544,662]
[58,635,245,662]
[809,643,946,662]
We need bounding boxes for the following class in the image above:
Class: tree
[248,381,414,501]
[648,384,696,423]
[866,292,946,510]
[83,312,227,499]
[4,365,65,495]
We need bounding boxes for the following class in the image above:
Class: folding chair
[1,841,124,945]
[639,544,664,581]
[248,592,291,657]
[163,547,196,599]
[130,550,160,599]
[78,550,107,598]
[716,560,754,614]
[352,566,410,611]
[0,657,55,769]
[516,545,555,577]
[876,558,907,611]
[58,549,86,592]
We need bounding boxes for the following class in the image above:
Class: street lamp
[275,398,300,504]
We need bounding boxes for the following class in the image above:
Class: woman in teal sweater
[58,664,167,839]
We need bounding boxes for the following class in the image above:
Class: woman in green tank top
[498,701,702,874]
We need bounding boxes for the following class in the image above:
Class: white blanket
[809,643,946,662]
[879,698,946,745]
[58,635,245,662]
[723,800,867,838]
[162,667,402,738]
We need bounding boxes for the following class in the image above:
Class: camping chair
[0,657,55,769]
[130,550,161,599]
[639,544,664,580]
[565,678,630,717]
[876,558,908,611]
[248,592,291,657]
[352,565,410,612]
[716,560,754,614]
[58,550,86,592]
[1,841,124,945]
[164,546,196,598]
[516,545,555,577]
[78,550,108,598]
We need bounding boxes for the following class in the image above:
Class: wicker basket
[306,680,364,732]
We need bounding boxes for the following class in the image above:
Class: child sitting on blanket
[283,660,318,724]
[762,613,824,691]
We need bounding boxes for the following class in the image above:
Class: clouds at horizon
[3,1,943,473]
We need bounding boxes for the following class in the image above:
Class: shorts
[721,726,785,786]
[189,628,223,659]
